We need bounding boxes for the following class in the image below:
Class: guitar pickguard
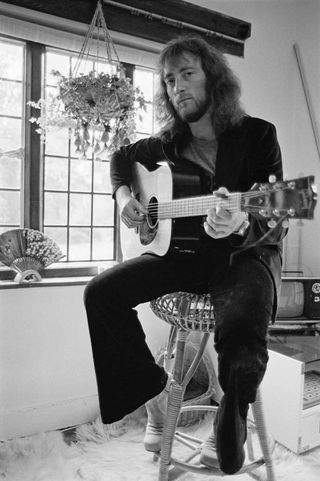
[139,220,158,245]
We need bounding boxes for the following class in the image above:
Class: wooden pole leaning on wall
[293,42,320,162]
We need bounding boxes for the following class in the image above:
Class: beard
[176,93,211,123]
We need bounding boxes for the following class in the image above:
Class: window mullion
[112,62,135,263]
[24,40,45,230]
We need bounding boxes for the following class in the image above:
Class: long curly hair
[156,35,246,139]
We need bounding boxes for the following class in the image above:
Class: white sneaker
[200,431,219,468]
[143,374,172,452]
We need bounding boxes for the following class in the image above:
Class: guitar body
[120,161,206,259]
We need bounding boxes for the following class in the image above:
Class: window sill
[0,261,118,289]
[0,276,93,289]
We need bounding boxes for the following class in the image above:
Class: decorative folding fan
[0,229,65,283]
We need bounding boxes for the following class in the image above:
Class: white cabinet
[261,336,320,453]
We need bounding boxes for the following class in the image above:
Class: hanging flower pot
[28,1,146,159]
[29,69,145,158]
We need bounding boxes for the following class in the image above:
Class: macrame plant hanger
[72,0,122,78]
[69,0,124,156]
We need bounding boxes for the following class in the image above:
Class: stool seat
[148,291,276,481]
[151,292,215,332]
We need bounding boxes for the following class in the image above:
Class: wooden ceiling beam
[101,1,245,56]
[106,0,251,41]
[1,0,250,56]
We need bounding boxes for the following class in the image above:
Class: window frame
[24,41,44,232]
[0,39,152,280]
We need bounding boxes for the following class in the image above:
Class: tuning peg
[267,219,277,228]
[282,220,289,228]
[269,175,277,183]
[259,209,266,217]
[273,208,281,217]
[311,182,318,197]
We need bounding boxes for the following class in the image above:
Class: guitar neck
[158,192,242,219]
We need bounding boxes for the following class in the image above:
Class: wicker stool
[150,291,276,481]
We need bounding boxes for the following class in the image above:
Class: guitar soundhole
[139,196,158,246]
[147,196,158,228]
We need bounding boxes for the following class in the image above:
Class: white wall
[291,0,320,274]
[0,285,170,439]
[1,0,320,439]
[0,285,98,439]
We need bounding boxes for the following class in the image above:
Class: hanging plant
[28,0,146,159]
[29,69,145,158]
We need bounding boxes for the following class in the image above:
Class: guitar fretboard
[157,193,242,219]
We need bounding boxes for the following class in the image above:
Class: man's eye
[166,79,175,86]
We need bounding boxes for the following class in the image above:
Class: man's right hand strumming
[116,185,148,229]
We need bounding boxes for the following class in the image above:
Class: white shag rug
[1,408,320,481]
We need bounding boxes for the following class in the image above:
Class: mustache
[176,95,192,104]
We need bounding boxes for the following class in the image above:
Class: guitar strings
[143,191,265,215]
[143,187,298,215]
[143,190,282,208]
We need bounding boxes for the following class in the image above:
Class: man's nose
[174,76,185,93]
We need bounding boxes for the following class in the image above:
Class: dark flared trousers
[84,247,275,424]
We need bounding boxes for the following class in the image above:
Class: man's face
[163,52,211,123]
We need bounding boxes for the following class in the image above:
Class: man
[84,35,286,474]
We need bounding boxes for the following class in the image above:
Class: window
[43,49,116,262]
[0,36,159,272]
[0,39,25,234]
[134,66,161,138]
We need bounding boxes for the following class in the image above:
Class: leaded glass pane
[44,192,68,225]
[70,159,92,192]
[94,160,111,192]
[45,157,69,191]
[93,194,113,225]
[0,155,21,189]
[93,227,114,259]
[69,228,91,260]
[0,191,20,225]
[69,193,91,226]
[45,126,69,157]
[0,80,23,116]
[0,117,22,151]
[0,41,23,80]
[46,52,70,85]
[136,102,153,134]
[134,68,154,102]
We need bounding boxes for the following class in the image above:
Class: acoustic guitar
[120,161,317,259]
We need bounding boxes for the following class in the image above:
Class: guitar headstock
[243,176,317,221]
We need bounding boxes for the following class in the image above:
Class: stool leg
[172,330,189,384]
[181,332,210,390]
[158,330,188,481]
[163,327,178,372]
[158,380,184,481]
[252,389,276,481]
